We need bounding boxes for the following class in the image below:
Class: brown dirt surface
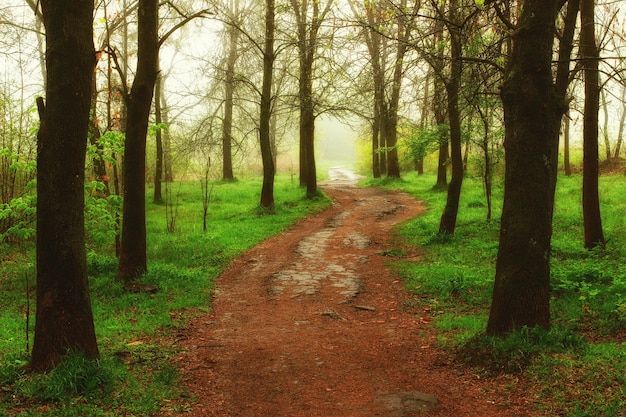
[170,174,534,417]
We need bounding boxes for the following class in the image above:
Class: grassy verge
[0,175,330,416]
[367,171,626,417]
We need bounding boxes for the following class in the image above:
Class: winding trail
[170,169,532,417]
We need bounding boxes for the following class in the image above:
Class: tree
[580,0,605,250]
[31,0,99,372]
[487,0,569,335]
[117,0,159,283]
[221,0,241,182]
[289,0,333,197]
[349,0,417,179]
[437,0,464,235]
[259,0,276,208]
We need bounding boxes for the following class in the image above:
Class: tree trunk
[154,71,163,201]
[222,18,238,182]
[580,0,605,249]
[438,0,463,234]
[290,0,329,197]
[432,15,448,189]
[118,0,159,283]
[371,106,381,178]
[32,0,99,372]
[259,0,275,208]
[600,88,611,160]
[89,73,110,194]
[487,0,566,336]
[554,0,579,178]
[615,88,626,158]
[563,114,572,176]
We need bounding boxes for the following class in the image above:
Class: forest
[1,0,626,415]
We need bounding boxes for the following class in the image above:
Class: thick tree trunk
[580,0,605,249]
[118,0,159,282]
[487,0,566,335]
[259,0,275,208]
[32,0,99,372]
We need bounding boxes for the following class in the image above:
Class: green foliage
[0,175,330,416]
[86,131,124,168]
[84,181,121,252]
[0,145,37,244]
[378,171,626,416]
[148,123,168,136]
[401,124,448,166]
[0,189,37,242]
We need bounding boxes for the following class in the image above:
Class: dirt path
[171,176,533,417]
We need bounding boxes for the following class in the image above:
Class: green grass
[0,175,331,416]
[370,171,626,417]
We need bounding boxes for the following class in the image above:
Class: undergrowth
[0,175,331,416]
[372,172,626,417]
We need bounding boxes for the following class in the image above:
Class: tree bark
[438,0,463,234]
[290,0,330,197]
[563,114,572,176]
[154,70,163,201]
[259,0,275,208]
[371,101,381,178]
[554,0,579,178]
[432,16,448,189]
[32,0,99,372]
[222,13,239,182]
[580,0,605,249]
[118,0,159,282]
[615,88,626,158]
[487,0,567,335]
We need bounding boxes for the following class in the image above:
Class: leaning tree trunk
[32,0,99,372]
[118,0,159,283]
[487,0,567,336]
[259,0,275,208]
[580,0,605,250]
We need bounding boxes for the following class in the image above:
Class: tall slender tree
[259,0,276,208]
[437,0,464,235]
[221,0,242,182]
[117,0,159,283]
[32,0,99,372]
[580,0,605,249]
[290,0,333,196]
